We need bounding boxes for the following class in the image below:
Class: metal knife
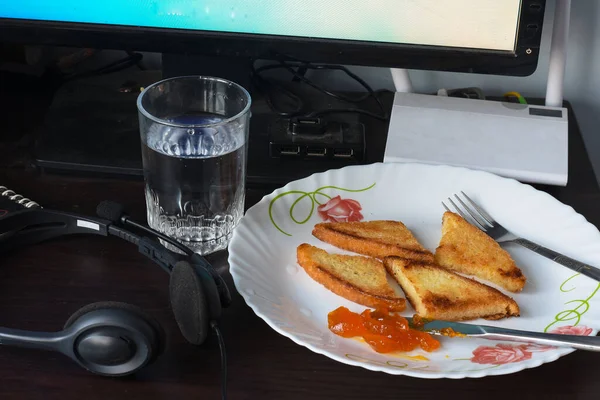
[407,318,600,352]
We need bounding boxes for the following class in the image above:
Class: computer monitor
[0,1,545,76]
[0,0,556,187]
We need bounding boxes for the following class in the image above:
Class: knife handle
[513,238,600,282]
[481,326,600,352]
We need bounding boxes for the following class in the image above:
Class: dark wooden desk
[0,103,599,400]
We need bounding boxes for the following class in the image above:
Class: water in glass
[141,112,246,254]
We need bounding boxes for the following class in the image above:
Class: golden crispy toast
[434,212,526,293]
[297,243,406,311]
[312,220,434,262]
[383,256,520,321]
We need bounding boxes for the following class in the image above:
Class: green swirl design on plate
[345,354,429,371]
[346,354,499,373]
[545,273,600,332]
[268,183,376,236]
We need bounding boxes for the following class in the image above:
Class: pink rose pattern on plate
[317,196,363,223]
[471,344,532,365]
[551,325,593,336]
[268,183,374,236]
[470,325,593,364]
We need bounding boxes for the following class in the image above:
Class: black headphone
[0,201,231,377]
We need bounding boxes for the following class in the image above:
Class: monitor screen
[1,0,522,52]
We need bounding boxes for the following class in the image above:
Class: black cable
[127,50,146,71]
[306,108,389,121]
[272,53,388,116]
[211,322,227,400]
[251,56,389,121]
[274,59,373,103]
[251,70,304,117]
[62,52,144,83]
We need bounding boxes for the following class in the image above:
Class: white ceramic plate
[228,163,600,378]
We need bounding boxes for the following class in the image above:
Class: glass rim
[136,75,252,128]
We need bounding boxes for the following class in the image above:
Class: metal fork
[443,191,600,283]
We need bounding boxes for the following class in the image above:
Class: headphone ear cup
[64,301,166,362]
[170,261,210,345]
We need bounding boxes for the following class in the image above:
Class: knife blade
[405,317,600,352]
[406,317,486,336]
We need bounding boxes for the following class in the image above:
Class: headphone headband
[0,209,110,249]
[1,209,180,274]
[0,206,228,309]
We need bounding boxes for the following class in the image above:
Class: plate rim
[229,162,596,378]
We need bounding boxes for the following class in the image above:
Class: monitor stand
[33,54,385,189]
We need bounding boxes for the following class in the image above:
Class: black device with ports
[268,116,365,161]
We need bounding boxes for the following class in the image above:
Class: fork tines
[442,191,494,232]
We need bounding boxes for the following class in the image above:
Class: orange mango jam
[439,327,466,338]
[328,307,440,353]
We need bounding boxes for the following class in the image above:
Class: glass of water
[137,76,251,255]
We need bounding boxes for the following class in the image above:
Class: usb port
[333,148,354,158]
[279,145,300,156]
[306,147,327,157]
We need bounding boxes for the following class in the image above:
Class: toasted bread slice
[434,212,526,292]
[297,243,406,311]
[313,220,434,262]
[384,256,520,321]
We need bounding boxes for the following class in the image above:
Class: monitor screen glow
[0,0,522,52]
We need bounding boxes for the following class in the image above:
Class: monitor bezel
[0,0,545,76]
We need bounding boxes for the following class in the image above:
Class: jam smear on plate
[328,306,440,353]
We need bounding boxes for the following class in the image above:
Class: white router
[384,1,571,186]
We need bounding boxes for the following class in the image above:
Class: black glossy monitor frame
[0,0,545,77]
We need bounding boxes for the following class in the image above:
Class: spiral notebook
[0,186,40,219]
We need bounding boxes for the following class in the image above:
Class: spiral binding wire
[0,186,40,209]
